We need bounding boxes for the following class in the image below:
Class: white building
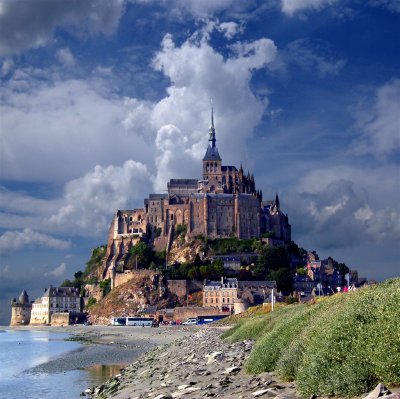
[30,286,81,325]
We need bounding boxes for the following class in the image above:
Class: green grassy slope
[223,279,400,397]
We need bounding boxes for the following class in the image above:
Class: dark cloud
[0,0,126,55]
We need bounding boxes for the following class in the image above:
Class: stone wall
[167,280,188,297]
[84,284,103,302]
[51,312,70,326]
[114,270,136,288]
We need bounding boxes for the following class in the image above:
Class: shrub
[245,304,316,374]
[86,297,97,308]
[296,279,400,397]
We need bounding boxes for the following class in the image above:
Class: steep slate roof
[148,193,167,199]
[203,144,222,161]
[238,281,277,289]
[42,286,80,298]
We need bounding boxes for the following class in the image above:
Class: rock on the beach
[252,388,274,397]
[364,384,392,399]
[223,366,241,375]
[86,328,300,399]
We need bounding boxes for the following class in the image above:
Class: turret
[19,290,29,305]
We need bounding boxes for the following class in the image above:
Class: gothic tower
[202,105,222,192]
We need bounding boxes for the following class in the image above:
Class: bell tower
[202,104,222,188]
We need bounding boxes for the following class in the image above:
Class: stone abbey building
[102,110,291,279]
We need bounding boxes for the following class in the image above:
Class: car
[182,318,197,325]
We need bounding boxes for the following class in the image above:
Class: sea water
[0,328,124,399]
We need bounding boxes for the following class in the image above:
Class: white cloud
[134,32,277,189]
[286,164,400,250]
[56,48,76,67]
[284,38,346,77]
[45,262,67,277]
[218,21,243,39]
[352,79,400,159]
[1,57,14,76]
[281,0,339,15]
[0,0,126,55]
[369,0,400,13]
[0,77,152,182]
[0,228,71,255]
[50,160,152,234]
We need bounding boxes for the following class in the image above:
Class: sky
[0,0,399,325]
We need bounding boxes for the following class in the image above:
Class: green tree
[268,268,293,294]
[187,266,200,280]
[86,297,97,308]
[99,279,111,297]
[128,241,152,268]
[296,268,307,276]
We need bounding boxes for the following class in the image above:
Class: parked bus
[197,315,229,325]
[110,317,126,326]
[126,317,154,327]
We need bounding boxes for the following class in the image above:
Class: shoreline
[6,325,196,377]
[85,327,300,399]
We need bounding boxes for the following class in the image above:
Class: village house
[30,286,81,325]
[203,277,277,311]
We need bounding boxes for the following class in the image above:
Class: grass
[223,279,400,398]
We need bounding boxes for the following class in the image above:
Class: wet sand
[10,325,195,375]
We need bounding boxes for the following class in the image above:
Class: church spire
[209,100,216,148]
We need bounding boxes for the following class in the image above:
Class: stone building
[203,278,277,311]
[203,277,239,312]
[102,108,291,279]
[30,286,81,325]
[10,290,32,326]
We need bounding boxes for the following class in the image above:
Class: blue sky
[0,0,399,324]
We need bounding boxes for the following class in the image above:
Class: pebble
[82,328,301,399]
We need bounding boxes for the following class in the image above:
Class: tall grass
[223,279,400,398]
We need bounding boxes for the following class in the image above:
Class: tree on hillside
[127,241,153,269]
[253,246,290,279]
[268,268,293,294]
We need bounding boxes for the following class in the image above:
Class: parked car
[182,318,198,325]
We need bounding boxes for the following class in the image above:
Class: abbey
[102,109,291,279]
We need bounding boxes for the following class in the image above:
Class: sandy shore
[8,325,195,375]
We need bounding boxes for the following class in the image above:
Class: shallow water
[0,329,128,399]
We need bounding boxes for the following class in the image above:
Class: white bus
[110,317,126,326]
[126,317,154,327]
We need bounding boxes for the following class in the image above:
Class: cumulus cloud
[124,31,277,190]
[45,262,67,277]
[369,0,400,13]
[0,228,71,255]
[0,0,126,55]
[284,38,346,77]
[218,21,243,39]
[281,0,339,15]
[286,164,400,250]
[50,160,152,234]
[0,77,152,182]
[352,79,400,159]
[1,58,14,76]
[56,48,76,67]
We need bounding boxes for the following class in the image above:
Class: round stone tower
[10,290,32,326]
[233,298,249,315]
